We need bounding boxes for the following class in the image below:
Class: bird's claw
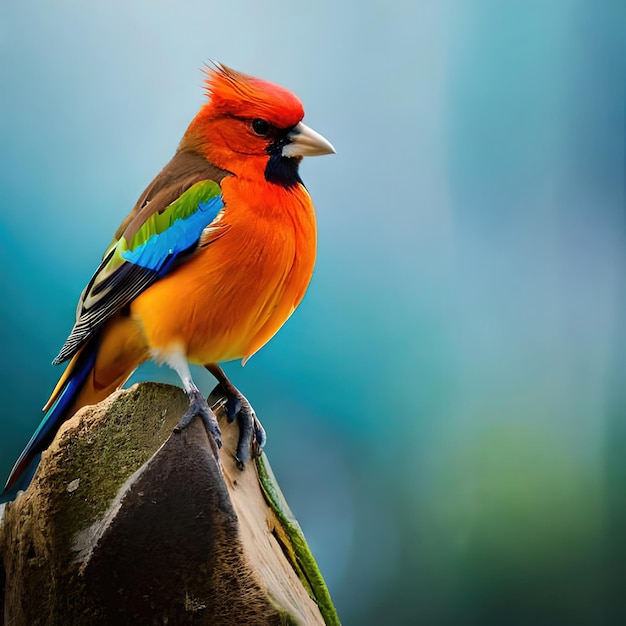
[174,388,222,449]
[210,383,265,469]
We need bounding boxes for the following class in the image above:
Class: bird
[1,63,334,502]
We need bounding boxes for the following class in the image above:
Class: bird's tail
[1,315,148,502]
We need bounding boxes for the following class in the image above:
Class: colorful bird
[2,63,334,501]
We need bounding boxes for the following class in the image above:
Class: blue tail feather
[0,343,98,503]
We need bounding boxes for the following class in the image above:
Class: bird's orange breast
[130,176,317,365]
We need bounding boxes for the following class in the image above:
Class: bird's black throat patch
[264,131,303,188]
[264,154,302,188]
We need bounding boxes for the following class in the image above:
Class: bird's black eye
[252,118,270,136]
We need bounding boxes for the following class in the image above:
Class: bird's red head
[181,63,334,186]
[205,63,304,129]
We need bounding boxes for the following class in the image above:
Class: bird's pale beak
[282,122,336,158]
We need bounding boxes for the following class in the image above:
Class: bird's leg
[174,385,222,449]
[165,350,222,448]
[205,364,266,469]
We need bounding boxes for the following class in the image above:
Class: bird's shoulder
[114,150,231,244]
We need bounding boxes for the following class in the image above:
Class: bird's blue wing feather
[121,196,223,274]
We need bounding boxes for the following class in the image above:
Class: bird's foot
[211,382,266,469]
[174,388,223,449]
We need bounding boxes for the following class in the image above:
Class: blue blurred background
[2,1,626,624]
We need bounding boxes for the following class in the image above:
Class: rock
[0,382,339,625]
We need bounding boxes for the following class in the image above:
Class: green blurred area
[1,1,626,624]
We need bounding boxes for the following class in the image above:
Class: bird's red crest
[203,63,304,129]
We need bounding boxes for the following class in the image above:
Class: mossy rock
[0,382,339,625]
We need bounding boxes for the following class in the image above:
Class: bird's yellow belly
[130,206,316,365]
